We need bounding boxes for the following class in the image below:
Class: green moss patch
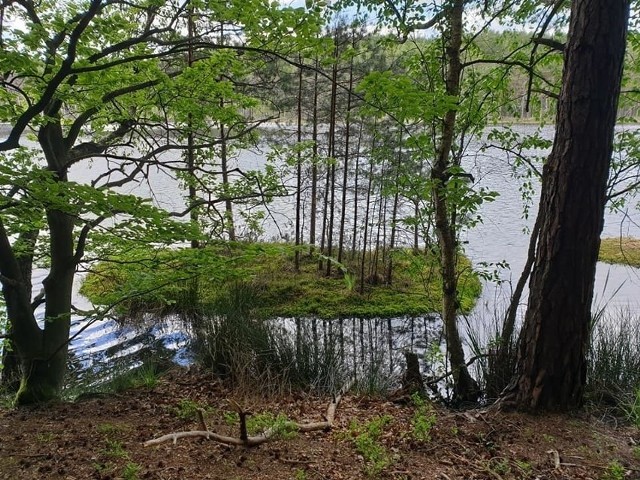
[599,237,640,268]
[81,242,481,319]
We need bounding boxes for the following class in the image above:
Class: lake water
[5,123,640,389]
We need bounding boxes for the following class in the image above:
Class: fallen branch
[144,380,353,448]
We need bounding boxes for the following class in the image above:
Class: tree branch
[533,37,565,52]
[0,0,103,151]
[144,380,353,448]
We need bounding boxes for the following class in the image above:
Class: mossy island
[599,237,640,268]
[81,242,482,320]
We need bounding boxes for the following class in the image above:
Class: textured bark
[295,57,303,272]
[0,119,78,405]
[309,59,319,256]
[511,0,629,411]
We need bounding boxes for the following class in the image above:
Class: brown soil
[0,368,638,480]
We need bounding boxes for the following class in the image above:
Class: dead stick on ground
[144,380,353,448]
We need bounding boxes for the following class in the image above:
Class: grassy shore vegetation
[81,242,481,320]
[599,237,640,267]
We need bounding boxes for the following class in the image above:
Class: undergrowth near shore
[80,242,481,320]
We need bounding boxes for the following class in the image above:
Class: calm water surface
[7,124,640,387]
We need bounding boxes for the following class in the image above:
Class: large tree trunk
[16,208,74,404]
[8,121,76,405]
[510,0,629,411]
[1,230,38,391]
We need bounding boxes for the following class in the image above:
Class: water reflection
[64,314,449,396]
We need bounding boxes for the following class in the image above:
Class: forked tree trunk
[0,119,81,405]
[18,210,74,404]
[509,0,629,411]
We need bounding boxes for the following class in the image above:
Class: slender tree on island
[505,0,631,411]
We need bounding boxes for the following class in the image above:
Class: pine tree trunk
[309,59,319,256]
[359,133,376,294]
[325,44,339,277]
[351,123,363,260]
[510,0,629,412]
[337,49,354,265]
[295,57,303,272]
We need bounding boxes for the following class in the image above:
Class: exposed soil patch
[1,368,638,480]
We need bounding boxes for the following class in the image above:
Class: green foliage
[103,364,161,393]
[622,389,640,428]
[224,410,297,438]
[515,460,533,477]
[348,415,393,476]
[601,460,626,480]
[122,462,142,480]
[97,423,130,437]
[174,399,214,421]
[102,439,129,459]
[410,393,436,442]
[247,412,298,439]
[487,458,511,476]
[35,432,56,443]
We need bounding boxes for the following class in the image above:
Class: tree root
[144,381,352,448]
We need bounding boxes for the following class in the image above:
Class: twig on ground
[144,380,353,448]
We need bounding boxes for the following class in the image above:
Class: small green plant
[132,363,160,388]
[97,422,129,437]
[601,460,626,480]
[36,432,55,443]
[632,446,640,460]
[103,439,129,459]
[294,468,307,480]
[488,458,511,476]
[122,462,142,480]
[515,460,533,476]
[223,411,239,425]
[246,412,298,439]
[622,388,640,427]
[410,393,437,442]
[174,398,213,421]
[104,363,160,393]
[93,462,111,474]
[349,415,393,476]
[0,392,14,409]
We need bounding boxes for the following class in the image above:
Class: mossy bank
[81,242,481,320]
[599,237,640,268]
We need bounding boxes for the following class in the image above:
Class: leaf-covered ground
[0,368,638,480]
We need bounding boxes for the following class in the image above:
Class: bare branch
[144,380,353,448]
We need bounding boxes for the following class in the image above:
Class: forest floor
[0,368,638,480]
